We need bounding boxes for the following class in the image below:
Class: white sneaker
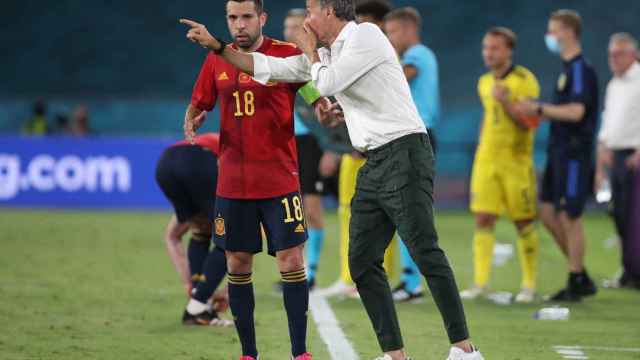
[373,355,412,360]
[315,280,359,299]
[514,288,536,303]
[460,286,486,300]
[447,347,484,360]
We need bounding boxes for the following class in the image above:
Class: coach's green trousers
[349,133,469,352]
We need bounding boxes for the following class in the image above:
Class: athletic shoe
[545,288,582,302]
[514,288,536,303]
[577,273,597,297]
[373,355,412,360]
[446,346,484,360]
[182,310,233,327]
[239,356,258,360]
[292,352,313,360]
[316,280,359,299]
[392,282,425,303]
[603,271,640,289]
[459,286,486,300]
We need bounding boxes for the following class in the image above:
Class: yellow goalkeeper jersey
[476,65,540,160]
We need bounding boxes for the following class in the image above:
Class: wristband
[213,35,227,55]
[537,104,544,116]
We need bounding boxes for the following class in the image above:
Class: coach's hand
[180,19,222,51]
[291,21,321,63]
[315,98,344,128]
[184,110,207,144]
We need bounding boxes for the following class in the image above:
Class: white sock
[186,299,208,315]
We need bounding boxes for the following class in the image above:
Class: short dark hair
[384,7,421,28]
[321,0,356,21]
[355,0,391,22]
[227,0,264,14]
[550,9,582,37]
[486,27,517,49]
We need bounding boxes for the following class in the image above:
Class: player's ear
[259,11,268,27]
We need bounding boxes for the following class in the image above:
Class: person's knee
[515,219,535,234]
[475,213,497,229]
[226,252,253,274]
[276,245,305,272]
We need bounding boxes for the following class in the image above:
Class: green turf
[0,209,638,360]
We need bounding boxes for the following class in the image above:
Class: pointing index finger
[179,18,201,28]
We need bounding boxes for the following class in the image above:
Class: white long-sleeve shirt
[598,61,640,150]
[252,21,426,152]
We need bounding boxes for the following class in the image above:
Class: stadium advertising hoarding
[0,136,174,209]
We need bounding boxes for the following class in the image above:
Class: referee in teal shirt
[384,6,442,302]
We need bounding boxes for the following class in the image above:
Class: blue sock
[188,236,211,287]
[305,228,325,282]
[193,247,227,304]
[399,238,422,293]
[228,273,258,358]
[281,269,309,357]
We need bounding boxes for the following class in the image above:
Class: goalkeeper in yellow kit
[460,27,541,303]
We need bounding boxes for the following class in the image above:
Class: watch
[537,103,544,116]
[212,35,227,55]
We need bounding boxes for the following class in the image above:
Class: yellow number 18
[233,90,255,116]
[282,196,304,223]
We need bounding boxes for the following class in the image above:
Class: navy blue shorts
[213,192,308,256]
[155,145,218,223]
[541,153,593,218]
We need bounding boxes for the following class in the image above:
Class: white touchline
[555,345,640,353]
[309,292,359,360]
[553,346,588,359]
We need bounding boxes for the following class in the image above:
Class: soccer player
[284,8,326,290]
[384,6,441,303]
[155,133,231,326]
[519,9,599,302]
[180,1,324,359]
[179,0,484,359]
[458,27,541,303]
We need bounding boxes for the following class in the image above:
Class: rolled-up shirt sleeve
[252,52,312,85]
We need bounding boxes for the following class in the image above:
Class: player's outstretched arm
[180,19,256,75]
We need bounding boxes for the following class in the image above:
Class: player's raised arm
[180,18,256,75]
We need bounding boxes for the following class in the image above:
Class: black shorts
[541,151,593,218]
[155,145,218,223]
[296,134,324,195]
[213,191,308,256]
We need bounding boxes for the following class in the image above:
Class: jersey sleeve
[297,81,322,106]
[567,61,597,107]
[517,71,541,101]
[191,53,218,111]
[402,46,422,69]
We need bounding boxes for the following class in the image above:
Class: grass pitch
[1,209,638,360]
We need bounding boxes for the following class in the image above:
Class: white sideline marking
[555,345,640,353]
[554,346,588,359]
[309,292,359,360]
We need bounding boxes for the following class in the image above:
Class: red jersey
[191,37,305,199]
[175,133,220,156]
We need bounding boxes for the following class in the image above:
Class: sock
[281,269,309,357]
[398,238,421,293]
[193,247,227,303]
[517,223,539,290]
[305,228,325,282]
[473,228,495,288]
[186,298,208,315]
[188,236,211,287]
[228,273,257,358]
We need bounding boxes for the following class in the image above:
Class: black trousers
[611,149,640,279]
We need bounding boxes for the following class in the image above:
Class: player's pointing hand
[179,18,222,52]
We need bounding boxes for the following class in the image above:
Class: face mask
[545,34,562,55]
